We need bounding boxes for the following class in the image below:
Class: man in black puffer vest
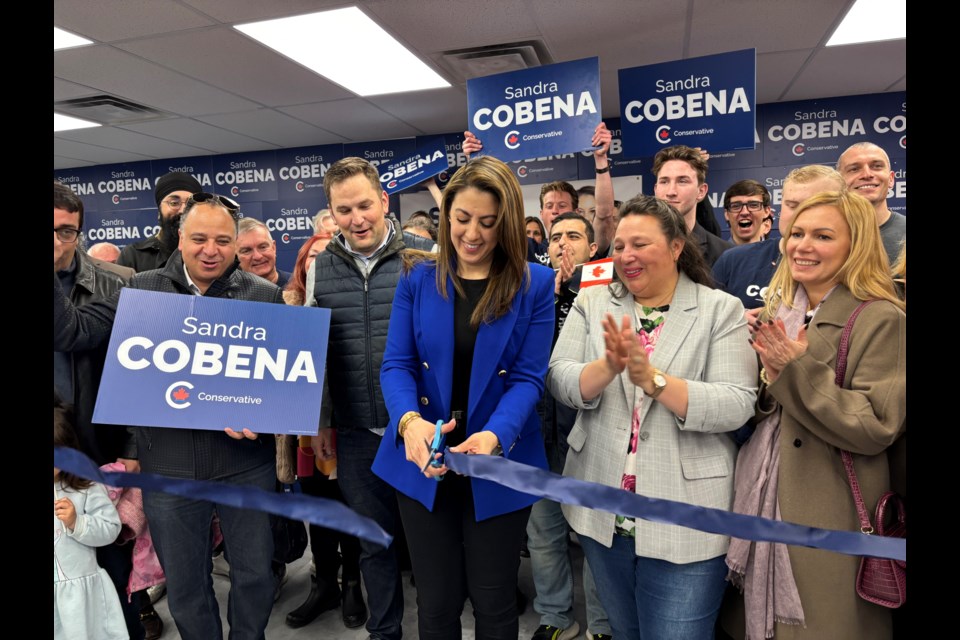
[53,193,283,640]
[307,157,434,640]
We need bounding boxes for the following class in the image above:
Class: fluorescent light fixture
[54,27,93,50]
[827,0,906,46]
[235,7,450,96]
[54,113,101,132]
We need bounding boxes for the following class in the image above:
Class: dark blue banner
[378,135,448,195]
[430,132,468,189]
[55,166,110,212]
[889,157,906,214]
[94,161,156,211]
[619,48,756,158]
[761,92,906,165]
[343,138,417,174]
[211,150,279,203]
[259,199,319,273]
[151,155,216,193]
[577,117,651,179]
[275,144,343,202]
[511,154,580,185]
[703,127,765,171]
[467,57,601,163]
[84,208,159,250]
[93,289,330,436]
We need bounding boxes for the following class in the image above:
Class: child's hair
[54,392,91,491]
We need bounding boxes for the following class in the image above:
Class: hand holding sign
[462,131,482,158]
[224,428,259,440]
[593,122,612,160]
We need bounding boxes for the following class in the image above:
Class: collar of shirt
[338,222,396,267]
[182,263,203,295]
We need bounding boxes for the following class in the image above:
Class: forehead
[616,214,662,238]
[329,174,381,206]
[794,204,845,228]
[551,219,588,237]
[839,147,889,170]
[54,207,80,224]
[183,204,236,234]
[657,160,698,180]
[783,177,837,202]
[165,189,195,201]
[238,226,271,245]
[543,190,573,204]
[728,193,764,202]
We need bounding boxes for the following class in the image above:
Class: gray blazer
[547,271,758,563]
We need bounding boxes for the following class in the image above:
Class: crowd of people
[54,131,905,640]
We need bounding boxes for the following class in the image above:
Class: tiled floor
[151,538,590,639]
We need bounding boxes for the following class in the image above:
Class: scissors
[421,419,446,481]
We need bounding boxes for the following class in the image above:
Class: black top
[449,277,488,446]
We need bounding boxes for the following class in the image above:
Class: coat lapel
[468,292,520,428]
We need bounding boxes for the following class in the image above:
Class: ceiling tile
[783,40,906,101]
[279,99,422,141]
[367,87,469,135]
[54,0,215,42]
[56,125,213,158]
[197,109,348,147]
[54,137,154,164]
[118,119,278,154]
[54,155,97,170]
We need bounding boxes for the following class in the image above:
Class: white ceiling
[53,0,906,170]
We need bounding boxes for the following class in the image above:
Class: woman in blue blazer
[372,156,554,639]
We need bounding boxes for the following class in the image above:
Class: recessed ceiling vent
[54,95,170,125]
[439,41,553,81]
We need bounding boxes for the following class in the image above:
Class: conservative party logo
[899,135,906,149]
[504,130,521,150]
[655,125,672,145]
[295,181,305,192]
[387,179,399,189]
[791,143,806,157]
[111,194,121,205]
[281,233,291,244]
[165,380,194,410]
[230,186,240,197]
[516,165,528,178]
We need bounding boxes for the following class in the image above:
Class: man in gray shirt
[837,142,905,264]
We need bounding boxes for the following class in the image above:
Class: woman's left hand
[224,428,258,440]
[625,333,655,394]
[449,431,500,456]
[750,318,808,382]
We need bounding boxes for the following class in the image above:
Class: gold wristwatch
[649,369,667,399]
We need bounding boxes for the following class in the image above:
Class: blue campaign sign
[761,91,906,165]
[703,127,764,171]
[54,166,107,211]
[379,135,448,195]
[93,289,330,436]
[151,155,216,192]
[576,117,651,179]
[429,132,467,188]
[467,57,601,163]
[260,199,318,273]
[92,160,156,212]
[211,150,279,203]
[619,48,756,158]
[84,208,159,250]
[888,157,906,215]
[276,144,344,201]
[510,154,579,185]
[343,138,417,174]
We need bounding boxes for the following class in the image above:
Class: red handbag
[836,301,906,608]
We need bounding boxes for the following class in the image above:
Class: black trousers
[397,472,530,640]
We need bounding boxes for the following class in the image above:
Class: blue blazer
[372,261,554,520]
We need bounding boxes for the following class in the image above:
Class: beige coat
[726,286,906,639]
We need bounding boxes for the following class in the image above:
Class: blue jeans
[143,461,275,640]
[337,428,404,640]
[580,534,727,640]
[527,442,610,633]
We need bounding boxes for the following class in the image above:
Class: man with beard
[117,171,202,272]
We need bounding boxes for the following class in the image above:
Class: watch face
[654,373,667,388]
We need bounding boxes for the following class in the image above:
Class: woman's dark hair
[609,195,714,298]
[54,392,91,491]
[525,216,546,242]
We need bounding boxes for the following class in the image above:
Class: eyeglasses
[186,192,241,213]
[726,200,765,213]
[54,227,80,243]
[161,196,189,210]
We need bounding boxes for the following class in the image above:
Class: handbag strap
[836,300,877,534]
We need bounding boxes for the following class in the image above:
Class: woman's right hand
[602,313,633,376]
[403,418,457,478]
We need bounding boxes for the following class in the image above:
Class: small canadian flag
[579,257,614,288]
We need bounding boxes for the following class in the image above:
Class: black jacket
[312,222,435,432]
[117,233,174,273]
[53,252,284,480]
[57,250,131,465]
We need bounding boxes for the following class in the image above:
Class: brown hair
[436,156,530,327]
[54,181,84,227]
[651,145,708,184]
[538,181,579,210]
[54,393,91,491]
[609,195,713,298]
[323,157,382,205]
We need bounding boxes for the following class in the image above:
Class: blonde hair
[764,191,903,314]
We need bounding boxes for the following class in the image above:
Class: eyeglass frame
[54,227,81,243]
[724,200,767,213]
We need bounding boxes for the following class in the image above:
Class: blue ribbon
[54,447,392,549]
[444,452,905,562]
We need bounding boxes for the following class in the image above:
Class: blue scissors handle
[421,419,446,481]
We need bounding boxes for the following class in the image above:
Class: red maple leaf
[592,265,606,278]
[508,134,519,144]
[172,387,190,401]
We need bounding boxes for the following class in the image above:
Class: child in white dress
[54,396,128,640]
